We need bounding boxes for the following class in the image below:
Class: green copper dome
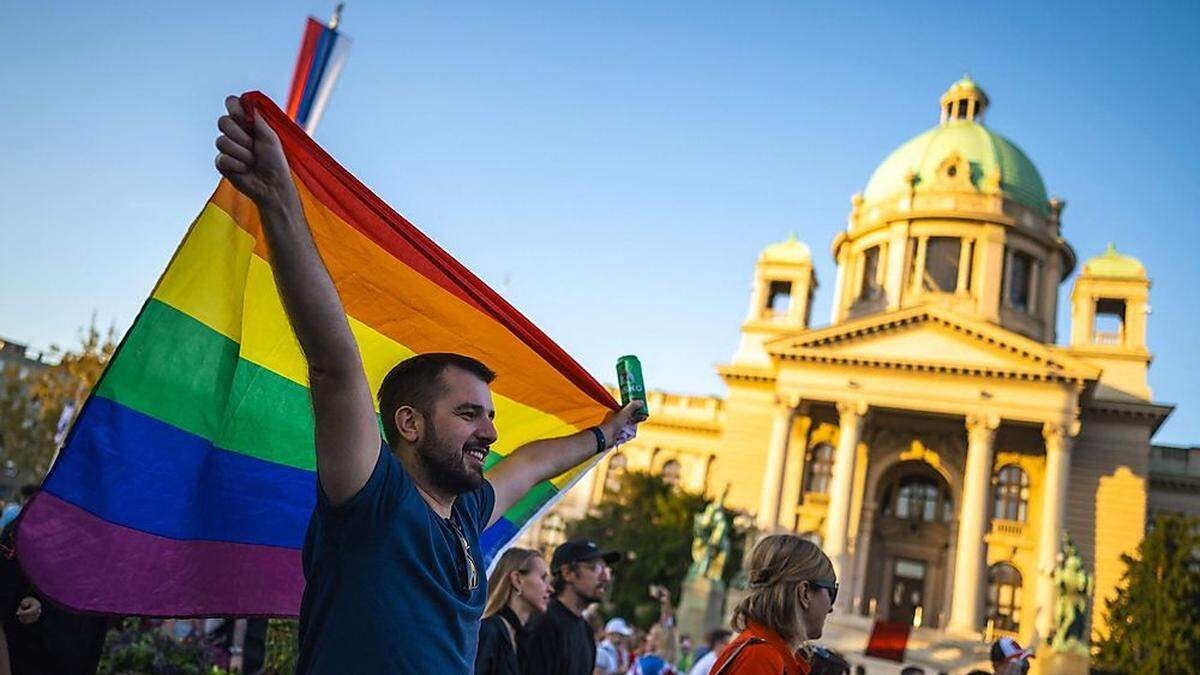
[862,120,1050,215]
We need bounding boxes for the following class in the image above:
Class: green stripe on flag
[97,299,318,471]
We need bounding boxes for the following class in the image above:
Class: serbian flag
[285,11,351,135]
[16,92,617,617]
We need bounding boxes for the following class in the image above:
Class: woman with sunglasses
[709,534,837,675]
[475,547,553,675]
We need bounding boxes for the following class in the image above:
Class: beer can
[616,355,648,417]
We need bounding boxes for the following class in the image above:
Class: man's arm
[486,402,643,528]
[215,96,377,506]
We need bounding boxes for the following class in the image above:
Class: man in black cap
[520,539,619,675]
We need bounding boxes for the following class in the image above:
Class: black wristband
[589,426,607,454]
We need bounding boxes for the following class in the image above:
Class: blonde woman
[709,535,836,675]
[475,547,553,675]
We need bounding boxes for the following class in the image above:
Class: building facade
[523,78,1194,661]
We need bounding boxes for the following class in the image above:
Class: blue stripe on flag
[295,27,337,127]
[480,516,520,568]
[43,396,315,549]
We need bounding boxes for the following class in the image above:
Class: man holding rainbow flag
[213,95,645,672]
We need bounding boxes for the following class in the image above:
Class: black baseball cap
[550,539,621,569]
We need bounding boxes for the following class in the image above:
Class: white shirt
[687,649,719,675]
[596,639,628,675]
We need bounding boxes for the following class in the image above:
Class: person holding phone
[628,585,680,674]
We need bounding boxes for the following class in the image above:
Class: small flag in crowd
[16,92,617,617]
[285,4,352,135]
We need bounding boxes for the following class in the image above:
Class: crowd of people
[474,535,1031,675]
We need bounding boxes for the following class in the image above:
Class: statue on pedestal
[1050,533,1093,655]
[678,487,734,637]
[687,485,731,582]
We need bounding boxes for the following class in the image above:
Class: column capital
[836,400,869,420]
[1042,420,1079,447]
[774,392,803,410]
[965,413,1000,437]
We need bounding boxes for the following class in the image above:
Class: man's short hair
[377,353,495,448]
[704,628,732,648]
[551,561,578,595]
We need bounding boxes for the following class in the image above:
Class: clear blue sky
[2,2,1197,443]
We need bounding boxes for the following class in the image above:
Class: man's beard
[416,424,486,495]
[577,584,605,604]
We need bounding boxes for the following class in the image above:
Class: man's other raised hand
[215,95,293,206]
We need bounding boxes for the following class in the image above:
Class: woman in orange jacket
[708,534,837,675]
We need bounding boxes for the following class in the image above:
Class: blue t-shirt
[296,443,495,674]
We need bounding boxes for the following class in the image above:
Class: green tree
[1093,513,1200,673]
[0,321,117,481]
[566,471,726,628]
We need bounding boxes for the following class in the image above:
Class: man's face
[416,366,498,495]
[565,559,612,603]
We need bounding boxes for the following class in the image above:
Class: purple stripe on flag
[16,493,305,617]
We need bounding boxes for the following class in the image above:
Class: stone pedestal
[1035,651,1090,675]
[677,577,727,637]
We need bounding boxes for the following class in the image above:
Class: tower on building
[732,234,817,366]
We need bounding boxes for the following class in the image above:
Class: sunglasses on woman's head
[808,579,838,604]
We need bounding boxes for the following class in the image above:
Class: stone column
[850,502,877,615]
[948,413,999,633]
[777,412,814,531]
[1035,423,1073,639]
[756,399,796,529]
[825,401,867,593]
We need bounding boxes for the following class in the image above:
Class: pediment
[765,307,1100,382]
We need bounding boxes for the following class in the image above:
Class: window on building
[605,452,627,493]
[962,240,975,292]
[1006,250,1035,312]
[883,476,952,523]
[923,237,961,293]
[661,459,682,487]
[992,465,1030,522]
[537,512,567,555]
[987,564,1023,633]
[1093,298,1126,346]
[859,246,883,300]
[803,443,835,494]
[765,280,792,316]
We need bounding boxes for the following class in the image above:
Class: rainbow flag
[285,13,351,135]
[16,92,616,617]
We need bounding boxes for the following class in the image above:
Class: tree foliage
[1093,513,1200,673]
[0,321,117,481]
[566,471,751,629]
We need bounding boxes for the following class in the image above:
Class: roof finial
[939,75,989,125]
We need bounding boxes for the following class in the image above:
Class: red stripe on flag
[286,18,325,120]
[240,91,619,411]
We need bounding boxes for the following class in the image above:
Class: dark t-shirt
[296,443,495,674]
[474,606,522,675]
[519,597,596,675]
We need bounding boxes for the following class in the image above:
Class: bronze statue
[687,485,732,582]
[1050,533,1093,655]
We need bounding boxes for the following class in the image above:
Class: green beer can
[616,355,649,418]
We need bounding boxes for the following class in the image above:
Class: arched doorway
[860,460,954,628]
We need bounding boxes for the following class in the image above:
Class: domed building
[522,78,1193,671]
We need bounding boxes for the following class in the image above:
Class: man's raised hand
[603,400,647,448]
[215,95,293,205]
